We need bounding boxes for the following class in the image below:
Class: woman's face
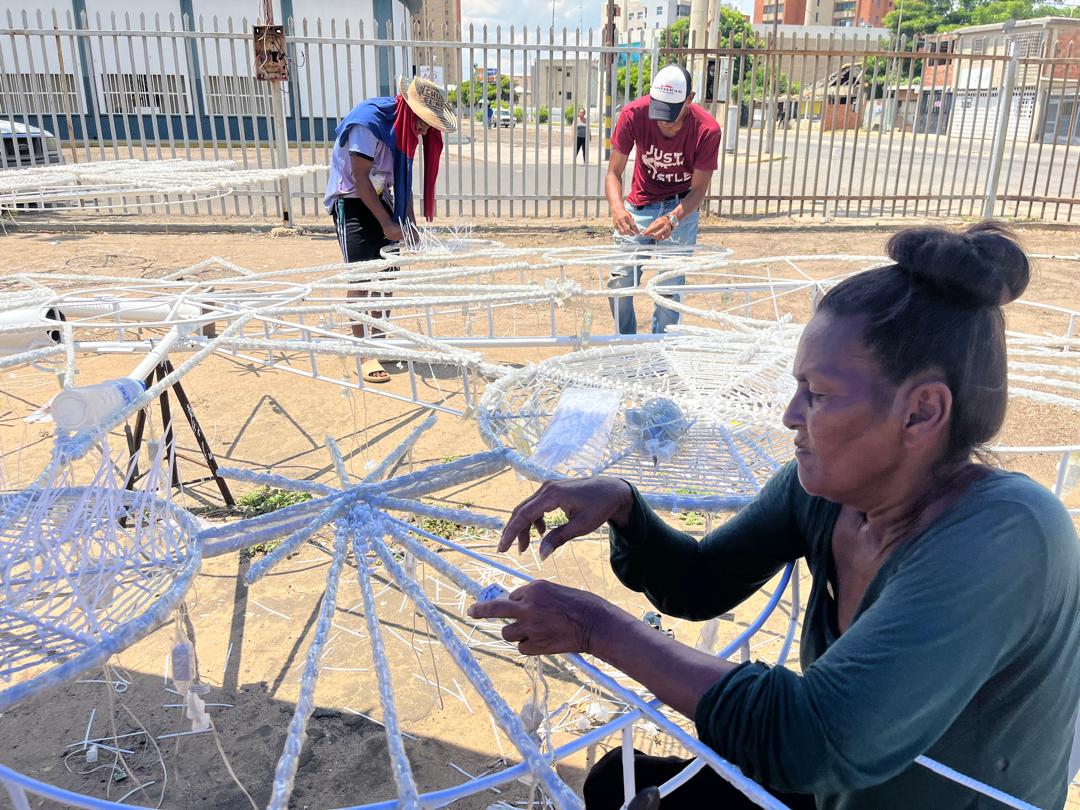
[782,313,906,503]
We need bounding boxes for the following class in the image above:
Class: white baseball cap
[649,65,692,122]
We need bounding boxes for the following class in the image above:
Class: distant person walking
[575,108,589,164]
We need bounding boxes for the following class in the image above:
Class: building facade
[923,17,1080,145]
[750,24,888,89]
[628,0,693,47]
[753,0,807,28]
[533,57,598,115]
[411,0,462,87]
[603,0,691,49]
[756,0,892,28]
[0,0,415,142]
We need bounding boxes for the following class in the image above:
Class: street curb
[2,218,1076,236]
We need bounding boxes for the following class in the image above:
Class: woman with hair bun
[472,223,1080,809]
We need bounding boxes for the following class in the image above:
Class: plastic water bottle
[50,378,146,432]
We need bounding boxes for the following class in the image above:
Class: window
[565,91,572,100]
[0,72,79,115]
[676,4,690,15]
[204,74,271,117]
[656,5,663,13]
[102,73,188,115]
[971,37,986,55]
[1016,31,1044,58]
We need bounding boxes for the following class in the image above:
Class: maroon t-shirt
[611,97,722,207]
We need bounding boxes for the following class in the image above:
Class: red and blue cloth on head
[334,95,443,221]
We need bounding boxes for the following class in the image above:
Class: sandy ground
[0,223,1078,809]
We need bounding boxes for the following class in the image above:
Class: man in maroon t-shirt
[605,65,721,334]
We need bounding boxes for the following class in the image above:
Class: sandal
[360,359,390,384]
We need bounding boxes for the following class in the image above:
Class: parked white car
[1,120,64,167]
[494,109,515,128]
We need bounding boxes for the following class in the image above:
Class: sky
[459,0,755,41]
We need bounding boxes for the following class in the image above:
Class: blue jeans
[608,199,700,335]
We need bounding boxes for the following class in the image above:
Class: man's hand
[612,207,639,237]
[382,222,404,242]
[641,214,675,242]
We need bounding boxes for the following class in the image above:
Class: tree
[447,75,514,109]
[883,0,1080,37]
[883,0,949,38]
[616,55,652,100]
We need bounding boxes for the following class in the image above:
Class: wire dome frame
[643,255,1080,513]
[380,224,506,259]
[0,246,1076,810]
[542,242,735,267]
[0,159,322,212]
[478,329,796,512]
[0,481,202,712]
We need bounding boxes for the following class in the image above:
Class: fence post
[270,80,294,225]
[982,40,1018,219]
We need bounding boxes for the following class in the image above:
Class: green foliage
[538,105,549,123]
[419,516,465,539]
[564,103,576,123]
[617,56,652,100]
[243,539,283,558]
[632,10,770,101]
[513,106,524,122]
[237,486,313,517]
[658,17,690,49]
[678,511,705,527]
[447,75,515,108]
[883,0,1080,37]
[545,509,570,529]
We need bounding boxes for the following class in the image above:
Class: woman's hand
[467,580,625,656]
[499,477,635,560]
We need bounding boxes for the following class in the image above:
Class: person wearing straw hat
[605,64,721,335]
[325,75,457,383]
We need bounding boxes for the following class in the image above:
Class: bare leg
[345,288,393,382]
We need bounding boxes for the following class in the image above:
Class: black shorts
[331,196,393,263]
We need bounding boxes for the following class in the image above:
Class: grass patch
[546,509,569,528]
[674,489,707,528]
[236,486,313,517]
[236,486,314,558]
[419,516,466,539]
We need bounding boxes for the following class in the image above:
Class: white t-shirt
[323,124,394,212]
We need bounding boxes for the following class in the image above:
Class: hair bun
[885,222,1030,307]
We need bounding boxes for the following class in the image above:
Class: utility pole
[765,2,779,153]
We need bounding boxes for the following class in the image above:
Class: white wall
[1,1,417,120]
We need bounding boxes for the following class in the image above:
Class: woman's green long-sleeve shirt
[609,463,1080,809]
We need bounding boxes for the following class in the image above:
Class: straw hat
[397,75,458,133]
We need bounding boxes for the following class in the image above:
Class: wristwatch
[667,212,679,229]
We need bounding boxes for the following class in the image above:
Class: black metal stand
[123,359,234,506]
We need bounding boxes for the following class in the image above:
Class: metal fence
[1,9,1078,223]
